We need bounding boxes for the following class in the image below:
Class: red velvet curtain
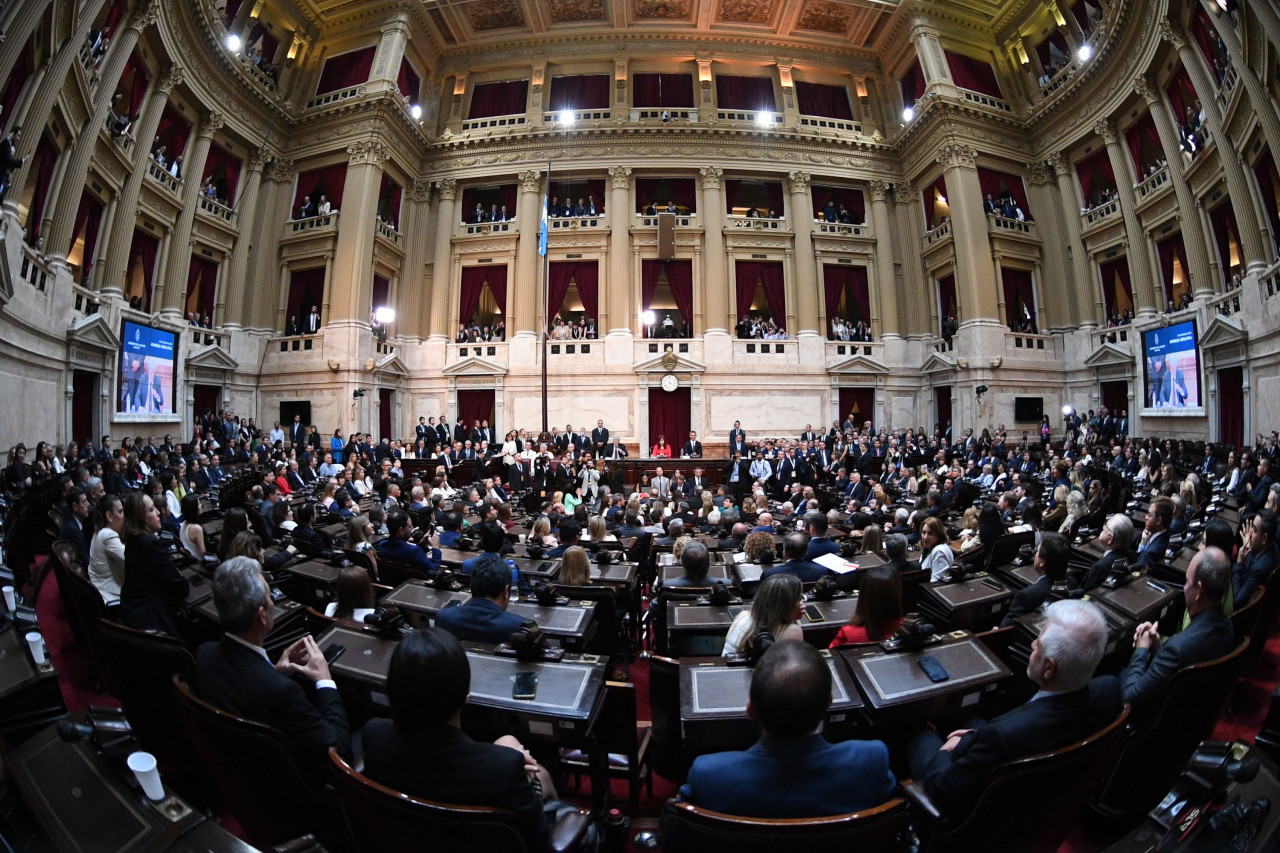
[468,80,529,119]
[1254,148,1280,252]
[246,24,278,63]
[548,261,598,320]
[1209,202,1241,283]
[715,75,776,111]
[220,0,243,25]
[922,175,948,228]
[486,266,508,318]
[548,75,610,111]
[397,57,420,101]
[1165,65,1199,125]
[1075,149,1115,203]
[976,168,1031,217]
[937,274,957,320]
[184,256,218,319]
[1035,31,1070,69]
[724,179,785,216]
[1069,0,1091,32]
[823,265,870,323]
[734,261,786,324]
[1190,5,1219,68]
[24,133,58,241]
[1156,233,1191,304]
[123,53,149,117]
[155,105,190,160]
[457,390,495,430]
[315,47,376,95]
[641,260,662,315]
[372,275,389,312]
[378,174,402,224]
[642,260,693,325]
[632,73,694,108]
[459,185,519,220]
[810,186,865,222]
[901,58,926,104]
[839,388,875,431]
[0,39,32,124]
[634,178,696,213]
[549,179,606,212]
[1125,114,1161,172]
[293,164,348,211]
[127,231,159,312]
[70,192,104,284]
[201,144,241,203]
[795,81,853,119]
[1099,258,1133,317]
[459,267,487,325]
[1218,366,1244,450]
[945,51,1003,99]
[1001,268,1036,329]
[286,267,325,326]
[648,386,690,452]
[103,0,126,35]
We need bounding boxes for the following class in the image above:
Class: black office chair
[661,797,909,852]
[560,680,651,810]
[647,654,690,785]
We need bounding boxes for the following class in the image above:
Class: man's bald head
[748,641,831,738]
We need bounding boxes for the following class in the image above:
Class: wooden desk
[0,624,63,737]
[918,572,1014,633]
[379,580,472,627]
[507,599,599,650]
[1088,576,1183,627]
[665,595,859,656]
[661,563,731,585]
[280,558,342,609]
[679,652,863,752]
[616,458,728,488]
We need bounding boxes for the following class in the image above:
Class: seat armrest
[549,808,593,853]
[900,779,943,823]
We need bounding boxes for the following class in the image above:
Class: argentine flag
[538,197,549,256]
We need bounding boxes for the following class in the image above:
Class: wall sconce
[327,359,340,373]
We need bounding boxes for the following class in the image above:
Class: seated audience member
[437,511,464,549]
[680,641,896,817]
[1122,546,1234,715]
[1234,508,1279,606]
[119,491,190,637]
[804,511,840,559]
[1135,496,1173,570]
[376,510,442,573]
[920,516,954,582]
[558,545,592,586]
[347,515,377,554]
[179,493,207,560]
[882,533,916,574]
[830,565,903,647]
[546,519,580,558]
[665,539,712,588]
[290,502,331,552]
[1181,519,1236,627]
[1080,514,1137,591]
[1001,532,1071,627]
[763,532,826,583]
[325,565,377,622]
[197,557,351,784]
[362,628,582,850]
[60,486,93,567]
[908,600,1120,816]
[723,573,804,661]
[435,553,528,644]
[90,494,127,605]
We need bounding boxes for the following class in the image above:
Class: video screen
[1142,320,1200,411]
[118,321,176,416]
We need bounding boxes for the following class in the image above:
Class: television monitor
[1141,320,1202,413]
[1014,397,1044,423]
[118,321,177,418]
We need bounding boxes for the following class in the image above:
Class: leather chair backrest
[328,749,527,853]
[95,619,197,777]
[661,797,909,853]
[172,675,349,851]
[378,557,429,588]
[552,584,619,660]
[1231,585,1266,646]
[51,540,111,684]
[1246,582,1280,671]
[1094,639,1248,818]
[647,654,689,784]
[927,705,1130,853]
[985,531,1034,573]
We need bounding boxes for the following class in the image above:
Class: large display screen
[1142,320,1201,412]
[118,321,176,417]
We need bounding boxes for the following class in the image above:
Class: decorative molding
[347,139,390,165]
[1133,77,1157,104]
[608,165,632,190]
[267,157,296,183]
[436,177,459,201]
[1157,19,1186,51]
[867,179,891,202]
[518,169,543,192]
[129,0,161,33]
[198,112,226,138]
[1093,120,1115,144]
[409,178,431,203]
[157,65,184,95]
[893,180,916,204]
[935,144,977,168]
[786,170,812,193]
[1024,160,1055,186]
[698,166,724,189]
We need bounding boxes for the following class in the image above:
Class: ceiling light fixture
[226,34,242,52]
[902,105,915,122]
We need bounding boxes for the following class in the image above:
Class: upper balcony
[988,215,1037,241]
[814,219,872,239]
[375,219,403,249]
[1092,324,1134,350]
[461,113,527,134]
[797,115,862,134]
[549,214,605,232]
[449,341,508,364]
[1081,198,1120,230]
[635,213,698,229]
[716,109,783,129]
[825,340,883,363]
[460,218,517,238]
[1134,165,1172,204]
[285,212,340,238]
[727,214,786,232]
[923,219,953,247]
[306,84,365,111]
[957,88,1013,114]
[146,160,183,197]
[1005,331,1055,361]
[629,108,699,124]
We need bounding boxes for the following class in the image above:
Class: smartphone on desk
[513,671,538,700]
[803,604,825,623]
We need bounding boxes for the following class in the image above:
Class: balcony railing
[923,219,952,245]
[198,195,235,222]
[636,339,703,362]
[189,325,229,350]
[276,334,319,353]
[241,58,278,93]
[1093,325,1133,347]
[815,221,871,237]
[450,342,508,362]
[989,215,1036,237]
[637,213,696,227]
[1216,65,1239,112]
[543,109,611,123]
[461,113,526,133]
[728,215,783,230]
[288,212,339,234]
[72,284,101,316]
[548,341,597,356]
[798,115,862,133]
[934,337,954,354]
[1006,332,1054,357]
[734,339,797,362]
[549,215,603,230]
[307,84,365,110]
[1209,286,1242,317]
[825,341,883,362]
[146,160,182,195]
[19,245,51,292]
[959,89,1012,112]
[630,108,698,123]
[462,219,515,236]
[717,109,782,127]
[1261,261,1280,302]
[1039,61,1080,98]
[1134,166,1171,201]
[1081,199,1120,226]
[376,219,402,245]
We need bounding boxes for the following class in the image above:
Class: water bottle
[507,558,519,594]
[602,808,629,853]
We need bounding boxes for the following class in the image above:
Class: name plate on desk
[847,637,1010,709]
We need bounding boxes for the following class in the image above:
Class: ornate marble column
[1048,152,1100,323]
[330,139,389,324]
[936,144,999,324]
[510,170,541,339]
[867,180,900,338]
[245,157,293,330]
[1096,120,1159,315]
[893,180,928,336]
[606,166,631,335]
[428,178,458,340]
[787,171,821,341]
[396,178,431,341]
[699,167,728,336]
[1023,159,1080,327]
[1196,0,1280,177]
[159,113,224,317]
[217,148,267,328]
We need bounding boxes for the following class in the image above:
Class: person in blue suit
[678,640,895,818]
[1234,508,1279,606]
[804,511,841,560]
[762,532,827,584]
[375,510,442,573]
[435,553,529,645]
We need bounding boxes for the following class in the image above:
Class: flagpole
[540,157,551,438]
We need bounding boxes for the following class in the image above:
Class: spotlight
[374,306,396,325]
[226,34,242,53]
[558,109,575,126]
[755,111,774,127]
[1077,44,1092,62]
[410,104,422,120]
[902,105,915,122]
[1062,405,1074,417]
[641,310,656,326]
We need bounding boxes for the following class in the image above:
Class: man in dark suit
[718,522,750,552]
[729,420,746,447]
[196,558,351,785]
[60,487,92,567]
[0,126,23,202]
[1234,508,1279,606]
[591,420,609,454]
[1080,514,1137,591]
[1249,457,1275,512]
[679,641,896,818]
[682,430,704,458]
[1136,497,1173,571]
[288,415,306,448]
[800,424,818,443]
[1123,546,1234,715]
[1002,532,1070,627]
[435,553,530,644]
[763,533,827,584]
[882,534,919,574]
[436,417,451,448]
[909,599,1121,816]
[453,420,470,445]
[375,511,443,574]
[804,511,840,560]
[729,435,748,457]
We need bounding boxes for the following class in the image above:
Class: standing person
[0,125,22,202]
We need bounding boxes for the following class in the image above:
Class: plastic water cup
[127,752,166,801]
[25,632,45,665]
[2,585,14,611]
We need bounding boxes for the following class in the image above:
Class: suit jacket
[729,439,748,457]
[682,440,703,458]
[1121,607,1233,714]
[1135,531,1170,570]
[762,558,827,584]
[60,517,91,567]
[375,537,441,572]
[363,721,544,846]
[118,533,190,637]
[680,733,896,818]
[1081,548,1135,592]
[806,537,841,560]
[729,429,746,446]
[921,677,1122,815]
[651,476,672,499]
[1001,575,1053,627]
[1234,542,1280,607]
[196,636,351,785]
[1250,475,1275,511]
[434,597,527,645]
[592,428,609,448]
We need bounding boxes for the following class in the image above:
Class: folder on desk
[815,553,860,575]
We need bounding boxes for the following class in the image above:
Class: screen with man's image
[1142,320,1201,411]
[118,321,176,416]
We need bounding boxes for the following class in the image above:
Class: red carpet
[31,567,118,714]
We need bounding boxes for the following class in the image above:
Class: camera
[352,388,366,399]
[660,110,671,122]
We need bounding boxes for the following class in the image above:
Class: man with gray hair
[1122,546,1234,715]
[908,599,1120,816]
[195,557,351,784]
[883,534,915,573]
[1081,513,1137,591]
